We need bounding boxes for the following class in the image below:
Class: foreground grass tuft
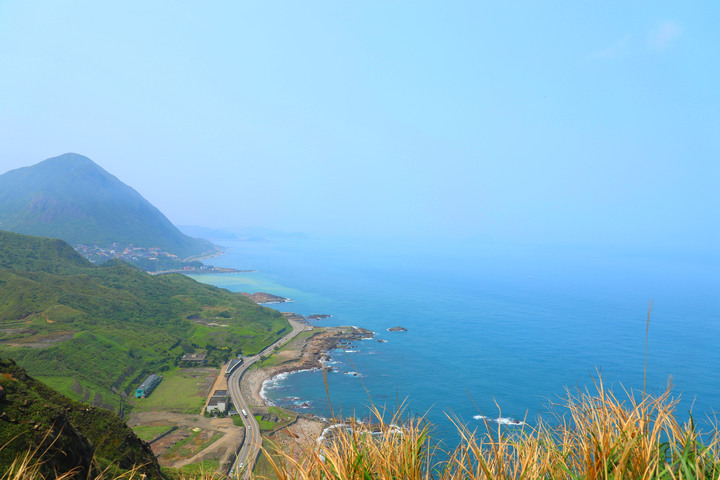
[3,378,719,479]
[260,379,719,480]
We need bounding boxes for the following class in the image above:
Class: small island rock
[387,326,407,332]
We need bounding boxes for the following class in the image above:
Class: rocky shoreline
[235,306,390,460]
[241,324,374,408]
[240,291,293,304]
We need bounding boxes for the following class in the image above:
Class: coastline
[241,325,373,410]
[185,246,228,262]
[236,323,374,457]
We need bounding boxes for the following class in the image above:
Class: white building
[206,390,228,414]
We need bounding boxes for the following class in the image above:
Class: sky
[0,1,717,252]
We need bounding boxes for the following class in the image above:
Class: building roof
[137,374,159,391]
[182,352,207,361]
[208,397,227,406]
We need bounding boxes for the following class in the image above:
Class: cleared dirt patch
[128,411,244,472]
[0,331,75,348]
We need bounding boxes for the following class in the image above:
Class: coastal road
[227,318,308,478]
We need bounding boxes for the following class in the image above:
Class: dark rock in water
[282,312,307,323]
[387,326,407,332]
[307,314,332,320]
[377,339,388,343]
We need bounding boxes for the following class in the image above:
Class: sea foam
[473,415,524,426]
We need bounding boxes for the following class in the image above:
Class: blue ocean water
[189,236,720,446]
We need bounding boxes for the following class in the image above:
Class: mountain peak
[0,154,216,258]
[42,152,96,166]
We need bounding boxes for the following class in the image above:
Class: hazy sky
[0,1,717,251]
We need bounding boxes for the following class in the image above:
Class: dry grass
[443,378,720,480]
[256,378,719,480]
[3,378,719,480]
[0,442,141,480]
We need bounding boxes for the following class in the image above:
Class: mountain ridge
[0,153,216,259]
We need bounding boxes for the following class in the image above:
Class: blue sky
[0,1,717,251]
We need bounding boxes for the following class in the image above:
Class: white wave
[474,415,524,426]
[273,372,290,382]
[259,298,294,305]
[318,422,404,444]
[260,369,318,404]
[259,379,275,405]
[344,349,358,353]
[343,371,363,377]
[279,396,301,402]
[318,423,350,443]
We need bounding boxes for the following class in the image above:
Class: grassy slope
[130,368,209,414]
[0,358,163,479]
[0,231,290,412]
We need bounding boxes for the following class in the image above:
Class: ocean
[189,235,720,446]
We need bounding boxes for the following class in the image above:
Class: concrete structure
[182,352,207,364]
[225,357,244,376]
[206,389,229,414]
[135,373,162,398]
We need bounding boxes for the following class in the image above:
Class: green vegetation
[256,328,320,368]
[254,439,281,480]
[268,406,296,423]
[130,368,213,414]
[113,256,204,274]
[0,358,162,479]
[0,153,215,258]
[256,354,283,369]
[0,230,290,412]
[131,424,175,442]
[254,414,275,431]
[233,415,245,427]
[162,429,223,461]
[254,407,297,433]
[169,459,221,477]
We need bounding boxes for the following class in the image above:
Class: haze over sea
[191,235,719,445]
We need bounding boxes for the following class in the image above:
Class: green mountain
[0,358,162,479]
[0,230,290,412]
[0,153,215,259]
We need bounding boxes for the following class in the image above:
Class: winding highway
[227,318,308,478]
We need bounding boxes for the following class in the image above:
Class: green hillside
[0,358,163,479]
[0,153,216,259]
[0,231,290,412]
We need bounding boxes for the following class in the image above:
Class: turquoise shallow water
[189,236,720,446]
